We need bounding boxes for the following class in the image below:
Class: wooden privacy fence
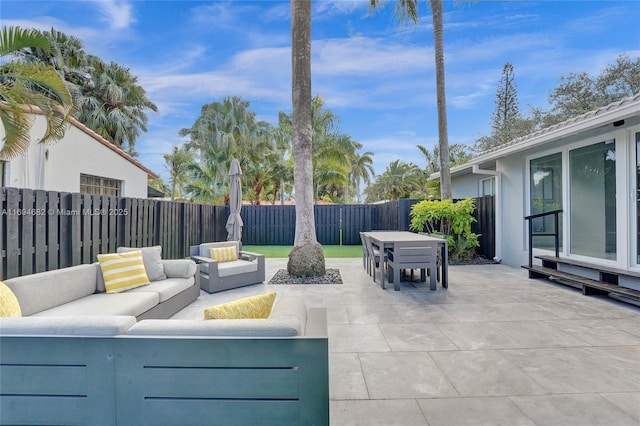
[471,195,495,260]
[1,187,494,280]
[0,188,227,280]
[241,199,418,245]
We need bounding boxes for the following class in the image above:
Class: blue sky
[2,0,639,181]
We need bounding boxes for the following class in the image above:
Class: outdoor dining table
[363,231,448,289]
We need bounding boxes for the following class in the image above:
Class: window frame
[79,173,122,197]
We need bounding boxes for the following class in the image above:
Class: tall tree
[475,63,529,151]
[185,156,226,204]
[350,150,375,203]
[79,59,157,155]
[289,0,325,276]
[0,26,73,160]
[418,143,471,175]
[490,63,520,145]
[163,145,193,201]
[365,159,421,201]
[23,27,88,107]
[20,28,157,155]
[533,54,640,127]
[370,0,452,199]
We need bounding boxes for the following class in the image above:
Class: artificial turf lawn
[242,245,363,258]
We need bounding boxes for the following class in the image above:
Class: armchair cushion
[217,259,258,277]
[209,246,238,262]
[198,241,239,258]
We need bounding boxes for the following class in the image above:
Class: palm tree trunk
[291,0,317,246]
[431,0,452,200]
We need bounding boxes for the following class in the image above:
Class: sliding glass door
[569,140,617,260]
[530,153,563,250]
[636,132,640,265]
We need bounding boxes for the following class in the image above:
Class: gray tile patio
[172,258,640,425]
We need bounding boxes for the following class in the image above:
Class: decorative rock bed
[269,269,343,285]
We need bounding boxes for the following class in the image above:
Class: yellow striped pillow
[97,251,150,293]
[0,281,22,317]
[204,292,276,320]
[209,246,238,262]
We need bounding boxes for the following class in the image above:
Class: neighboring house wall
[450,174,483,199]
[1,114,156,198]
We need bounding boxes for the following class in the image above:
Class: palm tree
[22,27,88,109]
[369,0,452,199]
[18,27,156,154]
[163,145,193,201]
[350,150,375,203]
[185,157,226,204]
[289,0,325,276]
[0,26,73,160]
[78,59,157,155]
[365,159,421,201]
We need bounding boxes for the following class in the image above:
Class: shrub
[409,198,480,261]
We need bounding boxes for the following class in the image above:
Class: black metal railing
[524,209,562,268]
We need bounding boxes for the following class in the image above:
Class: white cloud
[314,0,371,19]
[314,36,432,75]
[95,0,135,30]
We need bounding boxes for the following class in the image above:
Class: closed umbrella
[226,158,243,241]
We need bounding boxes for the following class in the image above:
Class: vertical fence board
[80,194,91,264]
[33,190,47,272]
[68,193,82,267]
[20,189,34,275]
[5,188,20,277]
[46,191,60,271]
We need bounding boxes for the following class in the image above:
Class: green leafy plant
[409,198,480,261]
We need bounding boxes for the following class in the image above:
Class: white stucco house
[1,109,158,198]
[433,93,640,291]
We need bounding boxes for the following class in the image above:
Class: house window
[570,140,616,260]
[530,153,563,251]
[480,177,494,196]
[80,174,121,196]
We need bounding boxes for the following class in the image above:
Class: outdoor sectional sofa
[0,259,329,425]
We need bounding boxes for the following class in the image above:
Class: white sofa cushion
[127,295,308,337]
[162,259,197,278]
[128,277,194,303]
[216,259,258,277]
[126,318,300,337]
[0,316,136,336]
[117,246,167,281]
[31,292,159,317]
[269,295,308,335]
[4,264,97,316]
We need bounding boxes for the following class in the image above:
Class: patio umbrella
[225,158,244,241]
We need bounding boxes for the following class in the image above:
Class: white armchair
[189,241,265,294]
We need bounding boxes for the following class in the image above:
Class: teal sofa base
[0,309,329,426]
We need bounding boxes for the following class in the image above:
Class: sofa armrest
[162,259,197,278]
[190,255,215,264]
[240,250,264,260]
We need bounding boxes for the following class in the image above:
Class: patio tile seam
[355,352,372,400]
[423,351,464,398]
